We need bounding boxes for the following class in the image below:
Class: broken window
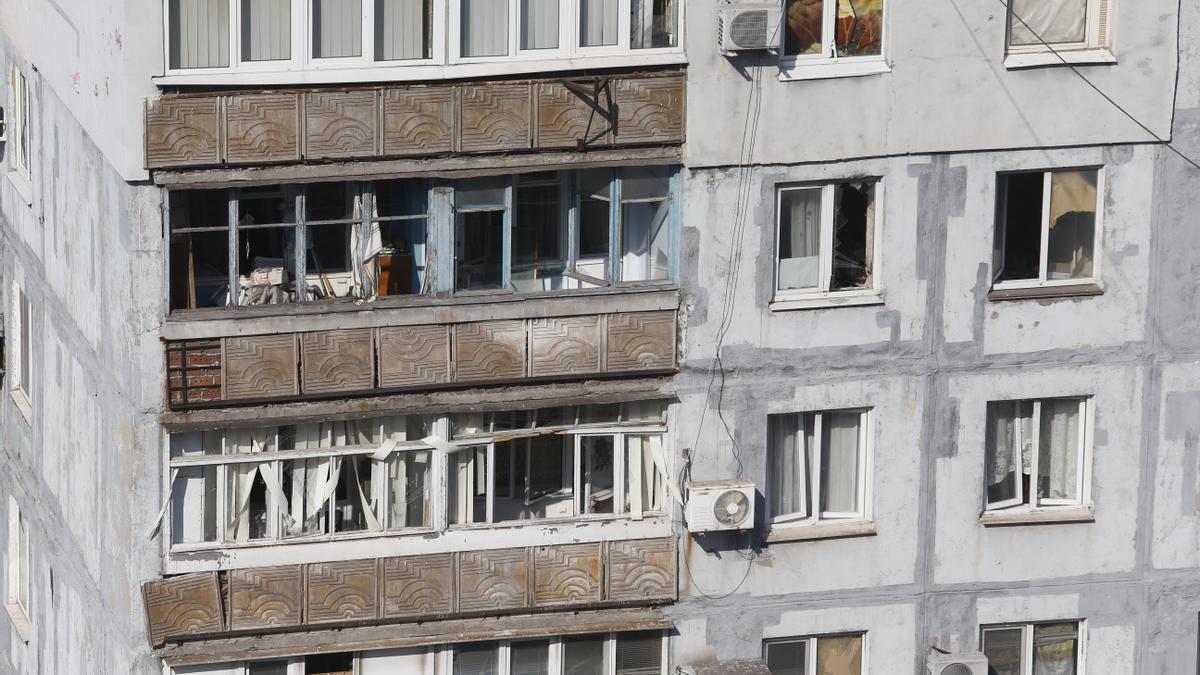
[994,169,1099,287]
[775,181,876,299]
[306,652,354,675]
[513,173,568,292]
[8,66,31,181]
[982,622,1081,675]
[767,409,869,526]
[783,0,884,61]
[373,179,429,296]
[1008,0,1107,51]
[456,177,508,291]
[619,167,673,282]
[985,397,1090,513]
[764,633,864,675]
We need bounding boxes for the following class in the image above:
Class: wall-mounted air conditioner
[718,4,782,55]
[686,479,755,532]
[928,652,989,675]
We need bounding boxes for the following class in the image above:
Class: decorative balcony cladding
[142,538,677,647]
[165,310,677,409]
[144,72,685,170]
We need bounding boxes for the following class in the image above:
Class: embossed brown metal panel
[143,572,224,646]
[305,90,377,159]
[457,548,529,613]
[228,566,304,631]
[605,311,676,373]
[223,335,299,400]
[382,88,454,156]
[532,543,602,608]
[460,84,531,152]
[605,538,676,602]
[146,98,220,167]
[378,325,450,389]
[300,329,375,395]
[381,553,454,619]
[536,83,609,149]
[530,316,601,378]
[305,560,379,624]
[225,93,300,164]
[454,320,526,382]
[613,77,684,145]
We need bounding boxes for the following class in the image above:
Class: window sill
[6,168,32,206]
[765,520,876,543]
[1004,48,1116,70]
[9,388,31,425]
[779,59,890,82]
[5,601,30,643]
[988,281,1103,302]
[980,506,1094,527]
[770,290,884,311]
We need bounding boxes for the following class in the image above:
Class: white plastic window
[775,181,878,300]
[981,621,1083,675]
[993,168,1101,289]
[780,0,885,68]
[984,397,1091,513]
[5,496,30,641]
[766,410,870,526]
[7,66,30,180]
[1007,0,1108,52]
[763,633,865,675]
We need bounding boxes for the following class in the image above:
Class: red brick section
[166,340,223,408]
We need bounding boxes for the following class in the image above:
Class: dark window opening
[831,182,874,290]
[995,172,1045,283]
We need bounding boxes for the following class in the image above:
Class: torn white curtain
[1010,0,1087,45]
[768,415,803,518]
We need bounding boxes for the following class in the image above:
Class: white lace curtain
[1010,0,1087,45]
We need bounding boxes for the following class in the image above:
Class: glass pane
[511,640,551,675]
[242,0,291,61]
[389,450,432,528]
[1032,623,1079,675]
[995,172,1044,283]
[564,635,606,675]
[578,169,613,281]
[455,642,500,675]
[1010,0,1087,46]
[778,189,821,291]
[514,179,567,292]
[457,211,505,290]
[986,400,1034,506]
[830,182,875,290]
[377,0,432,60]
[16,516,27,609]
[620,200,671,282]
[171,231,230,309]
[835,0,883,56]
[375,181,429,297]
[622,167,671,201]
[982,627,1024,675]
[615,631,663,675]
[172,466,218,544]
[819,412,861,515]
[624,434,664,514]
[579,403,621,424]
[313,0,363,58]
[227,464,270,541]
[306,222,357,300]
[1038,398,1082,502]
[1046,170,1097,280]
[171,189,229,229]
[784,0,823,56]
[282,457,333,537]
[375,179,428,218]
[768,414,805,519]
[333,455,376,533]
[247,661,289,675]
[449,448,489,524]
[169,0,230,69]
[458,177,508,208]
[815,635,862,675]
[630,0,676,48]
[521,0,559,49]
[306,652,354,675]
[764,639,807,675]
[463,0,510,57]
[239,186,295,226]
[170,431,223,457]
[494,436,574,521]
[580,0,618,46]
[306,182,358,221]
[582,435,615,514]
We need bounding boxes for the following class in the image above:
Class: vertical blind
[169,0,230,68]
[242,0,291,61]
[462,0,510,56]
[520,0,559,50]
[377,0,430,59]
[580,0,618,46]
[314,0,363,57]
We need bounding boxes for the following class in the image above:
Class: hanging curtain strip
[351,458,384,531]
[146,469,181,540]
[649,436,683,506]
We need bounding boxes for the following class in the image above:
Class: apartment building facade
[2,0,1200,673]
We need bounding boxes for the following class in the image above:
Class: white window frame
[5,496,30,642]
[9,282,31,424]
[980,620,1086,675]
[766,409,873,528]
[983,397,1093,514]
[1006,0,1110,55]
[763,632,868,675]
[778,0,889,81]
[6,65,31,202]
[772,181,882,307]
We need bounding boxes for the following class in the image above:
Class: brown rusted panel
[143,572,224,646]
[457,548,529,613]
[536,83,609,149]
[225,93,300,164]
[305,560,378,625]
[613,77,684,145]
[460,84,531,152]
[228,566,304,631]
[605,311,676,373]
[605,538,676,602]
[532,543,602,608]
[300,329,375,395]
[381,553,454,619]
[223,335,299,400]
[454,320,527,382]
[378,325,450,389]
[304,90,377,160]
[382,87,454,156]
[529,316,601,378]
[146,98,220,168]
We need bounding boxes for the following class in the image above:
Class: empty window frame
[173,653,354,675]
[5,497,30,639]
[1007,0,1108,52]
[782,0,885,64]
[167,180,428,310]
[454,167,677,293]
[763,633,866,675]
[982,621,1083,675]
[775,181,878,298]
[766,410,870,526]
[7,65,31,180]
[984,397,1092,513]
[9,283,30,414]
[993,168,1101,288]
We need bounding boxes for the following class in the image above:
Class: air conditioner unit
[686,479,755,533]
[718,4,782,55]
[928,652,989,675]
